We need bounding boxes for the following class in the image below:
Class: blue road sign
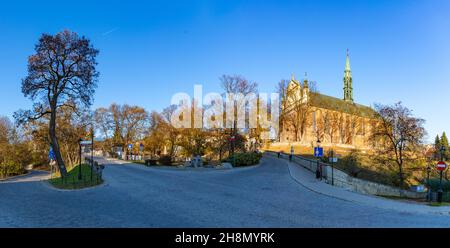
[140,143,144,151]
[314,147,324,158]
[48,147,56,161]
[128,144,133,150]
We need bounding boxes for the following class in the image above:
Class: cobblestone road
[1,157,450,227]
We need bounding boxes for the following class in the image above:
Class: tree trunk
[397,163,404,188]
[49,109,67,177]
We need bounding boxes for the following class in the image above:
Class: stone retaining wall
[264,151,426,199]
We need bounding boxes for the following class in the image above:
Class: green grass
[49,164,103,190]
[428,202,450,207]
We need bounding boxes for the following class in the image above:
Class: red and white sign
[436,161,447,171]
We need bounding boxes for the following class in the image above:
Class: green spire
[343,49,353,103]
[345,49,351,71]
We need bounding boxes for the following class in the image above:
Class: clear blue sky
[0,0,449,143]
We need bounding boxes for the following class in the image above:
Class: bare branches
[15,30,99,177]
[220,75,258,96]
[370,102,426,187]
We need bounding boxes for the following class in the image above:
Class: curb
[0,171,31,182]
[125,161,262,173]
[268,156,450,216]
[42,179,108,192]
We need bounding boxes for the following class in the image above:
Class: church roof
[309,92,376,118]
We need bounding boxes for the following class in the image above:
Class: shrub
[427,179,450,192]
[226,152,262,167]
[158,155,173,166]
[0,161,25,178]
[333,150,401,187]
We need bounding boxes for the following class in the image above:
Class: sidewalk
[271,156,450,216]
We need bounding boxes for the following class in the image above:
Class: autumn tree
[178,128,210,157]
[15,30,99,177]
[0,117,32,178]
[370,102,426,187]
[94,104,148,155]
[161,105,181,159]
[142,112,166,158]
[23,106,89,170]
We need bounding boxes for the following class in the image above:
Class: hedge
[225,152,262,167]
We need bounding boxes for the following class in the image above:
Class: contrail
[102,28,119,36]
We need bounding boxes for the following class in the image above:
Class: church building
[277,51,377,151]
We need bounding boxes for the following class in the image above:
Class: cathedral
[277,51,377,152]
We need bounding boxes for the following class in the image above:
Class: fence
[84,157,104,178]
[264,151,426,199]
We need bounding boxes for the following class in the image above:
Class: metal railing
[84,157,104,181]
[264,151,330,180]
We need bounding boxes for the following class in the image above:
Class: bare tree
[323,111,339,145]
[103,104,149,154]
[15,30,99,177]
[161,105,180,159]
[94,107,114,140]
[370,102,426,187]
[220,75,258,134]
[283,80,313,142]
[276,79,289,142]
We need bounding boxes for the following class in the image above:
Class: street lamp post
[330,149,335,186]
[90,125,94,182]
[78,138,83,180]
[426,165,432,202]
[438,145,446,203]
[290,145,294,162]
[230,135,236,167]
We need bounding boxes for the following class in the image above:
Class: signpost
[128,144,133,160]
[328,150,338,186]
[436,161,447,171]
[48,147,56,179]
[314,147,323,158]
[315,139,322,179]
[79,139,94,180]
[78,138,83,180]
[230,136,236,167]
[436,161,447,203]
[140,143,144,160]
[80,140,93,146]
[48,147,56,161]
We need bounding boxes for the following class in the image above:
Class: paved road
[1,157,450,227]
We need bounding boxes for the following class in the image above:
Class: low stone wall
[263,151,426,199]
[323,166,426,199]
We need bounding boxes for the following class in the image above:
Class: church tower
[343,49,353,103]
